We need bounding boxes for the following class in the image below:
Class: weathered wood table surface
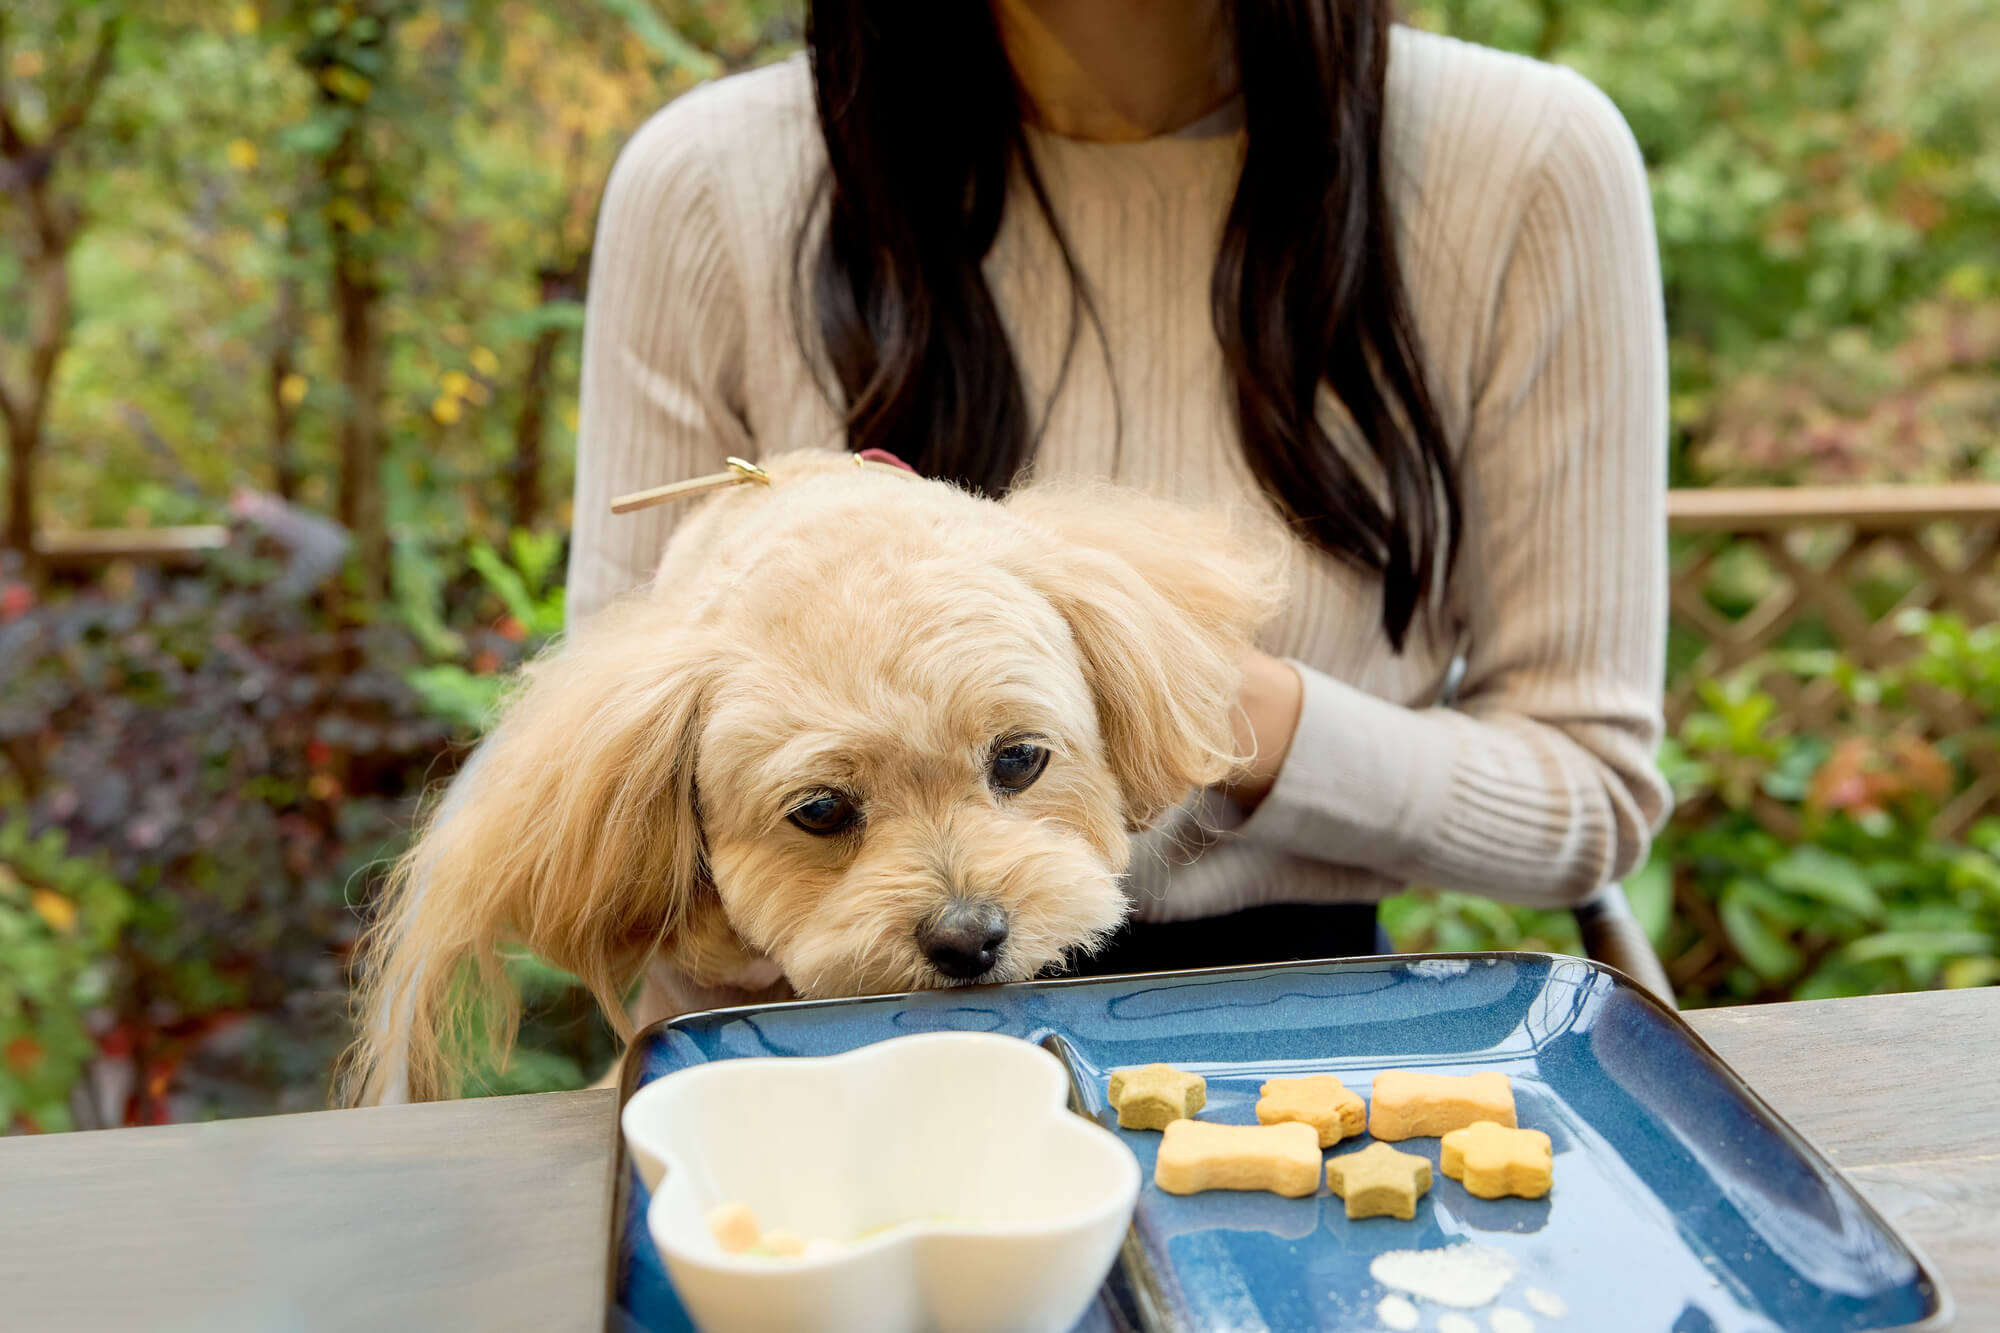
[1,988,1992,1332]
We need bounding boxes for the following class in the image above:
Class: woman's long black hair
[797,0,1460,650]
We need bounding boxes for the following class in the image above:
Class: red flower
[4,1036,42,1075]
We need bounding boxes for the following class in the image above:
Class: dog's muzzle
[917,900,1009,981]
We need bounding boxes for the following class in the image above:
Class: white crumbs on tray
[1524,1287,1569,1319]
[1490,1309,1536,1333]
[1375,1294,1420,1330]
[1369,1244,1518,1309]
[1437,1315,1479,1333]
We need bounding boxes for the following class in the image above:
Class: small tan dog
[345,449,1288,1103]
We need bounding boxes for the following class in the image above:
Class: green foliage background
[0,0,1995,1128]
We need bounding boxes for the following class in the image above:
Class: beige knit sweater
[568,27,1672,919]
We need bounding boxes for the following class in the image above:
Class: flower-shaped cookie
[1440,1120,1554,1199]
[1256,1074,1366,1147]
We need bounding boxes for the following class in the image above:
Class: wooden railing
[28,488,2000,826]
[1667,484,2000,835]
[32,526,229,572]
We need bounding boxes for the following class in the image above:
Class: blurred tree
[0,2,124,576]
[290,0,401,596]
[1411,0,2000,482]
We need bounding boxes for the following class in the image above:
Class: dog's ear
[1002,484,1292,830]
[343,595,714,1104]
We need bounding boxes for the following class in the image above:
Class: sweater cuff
[1233,659,1462,868]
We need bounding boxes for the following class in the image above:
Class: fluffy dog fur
[343,450,1290,1104]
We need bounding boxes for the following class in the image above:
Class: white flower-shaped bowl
[619,1030,1140,1333]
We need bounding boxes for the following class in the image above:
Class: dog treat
[758,1230,806,1258]
[1367,1070,1516,1140]
[1256,1074,1366,1147]
[1153,1119,1321,1197]
[1325,1141,1434,1220]
[706,1202,761,1254]
[1107,1063,1207,1130]
[1440,1120,1554,1200]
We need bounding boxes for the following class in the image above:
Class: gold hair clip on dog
[610,450,918,515]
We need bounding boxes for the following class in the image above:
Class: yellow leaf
[232,4,259,35]
[280,373,309,407]
[562,404,579,433]
[470,345,501,378]
[32,889,77,934]
[464,381,491,406]
[440,370,473,398]
[320,66,374,103]
[226,138,260,172]
[432,395,463,425]
[328,198,374,236]
[1943,264,1988,302]
[404,13,444,48]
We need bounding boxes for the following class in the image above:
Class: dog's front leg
[590,945,795,1091]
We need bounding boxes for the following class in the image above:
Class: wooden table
[2,988,1993,1332]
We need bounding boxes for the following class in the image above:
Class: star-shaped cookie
[1107,1063,1206,1130]
[1256,1074,1367,1147]
[1325,1141,1434,1219]
[1440,1120,1554,1199]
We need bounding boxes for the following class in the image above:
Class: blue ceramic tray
[607,955,1949,1333]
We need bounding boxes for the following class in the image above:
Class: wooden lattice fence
[1667,485,2000,836]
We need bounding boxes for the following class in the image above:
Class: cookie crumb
[1376,1294,1420,1330]
[1524,1288,1567,1318]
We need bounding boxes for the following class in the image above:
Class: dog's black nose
[919,901,1009,980]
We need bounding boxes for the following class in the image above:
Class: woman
[568,0,1671,975]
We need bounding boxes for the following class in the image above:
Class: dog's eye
[989,741,1050,794]
[788,793,859,836]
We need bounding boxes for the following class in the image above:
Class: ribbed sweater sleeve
[1233,69,1672,904]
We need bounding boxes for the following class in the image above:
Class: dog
[344,449,1289,1104]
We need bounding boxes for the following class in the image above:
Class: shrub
[1388,610,2000,1006]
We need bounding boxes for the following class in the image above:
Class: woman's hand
[1225,649,1304,812]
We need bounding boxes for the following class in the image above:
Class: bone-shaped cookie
[1367,1069,1516,1140]
[1153,1119,1322,1197]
